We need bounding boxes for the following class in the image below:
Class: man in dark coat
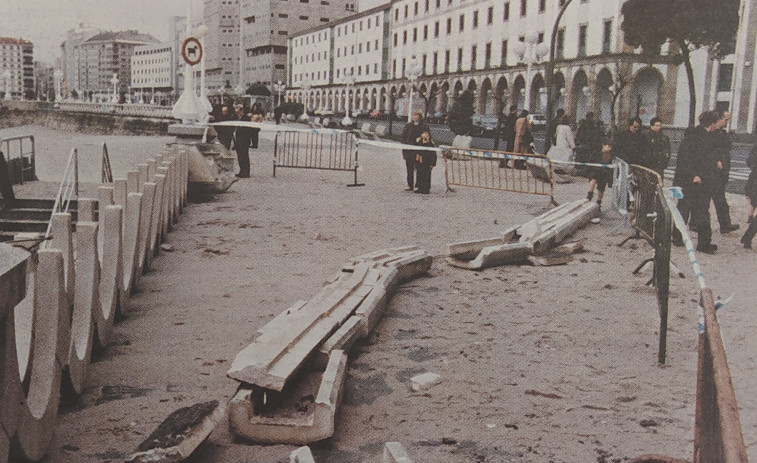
[675,110,721,253]
[233,104,253,178]
[644,117,671,180]
[710,110,739,233]
[614,117,646,166]
[0,150,15,201]
[499,105,518,167]
[400,110,429,191]
[215,104,234,150]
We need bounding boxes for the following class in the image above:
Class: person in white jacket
[547,114,576,172]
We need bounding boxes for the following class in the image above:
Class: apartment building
[0,37,34,100]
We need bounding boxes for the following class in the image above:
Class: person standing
[676,110,721,254]
[512,110,532,170]
[546,114,575,171]
[614,117,646,166]
[215,104,234,150]
[499,105,518,167]
[586,139,614,209]
[249,103,265,149]
[414,130,436,194]
[740,143,757,248]
[233,104,253,178]
[400,110,429,191]
[574,111,603,176]
[0,150,15,201]
[711,110,739,233]
[645,117,671,181]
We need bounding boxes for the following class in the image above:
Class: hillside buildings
[0,37,34,100]
[130,42,175,103]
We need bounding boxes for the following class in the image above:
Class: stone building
[0,37,34,100]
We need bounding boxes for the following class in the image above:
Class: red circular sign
[181,37,203,66]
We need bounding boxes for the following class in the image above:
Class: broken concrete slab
[446,242,533,270]
[527,252,574,266]
[315,316,364,369]
[290,446,316,463]
[383,442,414,463]
[126,400,225,463]
[411,373,442,392]
[228,350,347,445]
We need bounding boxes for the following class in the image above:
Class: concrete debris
[411,372,442,392]
[383,442,414,463]
[290,446,316,463]
[125,400,225,463]
[446,199,598,270]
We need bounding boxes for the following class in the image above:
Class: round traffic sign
[181,37,203,66]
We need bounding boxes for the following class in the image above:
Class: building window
[520,0,526,16]
[395,8,399,20]
[413,28,417,42]
[555,28,565,60]
[394,33,398,46]
[503,2,510,21]
[403,30,407,44]
[484,42,491,68]
[402,58,406,76]
[320,17,329,22]
[422,54,427,74]
[393,59,397,77]
[425,0,429,12]
[501,39,508,66]
[578,24,587,57]
[487,6,494,25]
[602,19,612,54]
[444,49,450,73]
[433,51,438,74]
[423,25,428,40]
[473,11,479,28]
[718,64,734,92]
[404,5,408,17]
[538,0,545,12]
[471,45,477,69]
[414,2,418,15]
[457,47,463,71]
[459,14,465,31]
[299,15,308,19]
[446,17,452,34]
[434,21,440,37]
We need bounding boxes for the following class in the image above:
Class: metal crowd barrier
[1,135,36,184]
[442,148,556,205]
[273,130,363,186]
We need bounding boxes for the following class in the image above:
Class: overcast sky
[0,0,204,65]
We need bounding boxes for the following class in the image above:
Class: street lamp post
[300,77,311,121]
[198,24,212,119]
[273,80,285,107]
[545,0,574,146]
[513,31,549,113]
[405,55,423,122]
[110,73,119,103]
[342,73,356,127]
[53,69,63,101]
[3,70,11,100]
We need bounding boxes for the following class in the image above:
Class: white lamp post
[342,73,356,127]
[198,24,212,118]
[273,80,285,107]
[53,69,63,101]
[300,77,311,121]
[513,31,549,112]
[110,73,119,103]
[3,70,11,100]
[405,55,422,122]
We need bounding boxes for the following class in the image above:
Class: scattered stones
[410,372,442,392]
[160,244,174,252]
[639,419,658,428]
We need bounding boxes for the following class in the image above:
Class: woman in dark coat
[740,143,757,248]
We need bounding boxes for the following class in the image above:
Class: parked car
[527,113,547,130]
[470,114,501,137]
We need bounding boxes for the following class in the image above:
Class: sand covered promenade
[3,124,757,462]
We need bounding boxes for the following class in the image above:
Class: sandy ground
[4,124,757,463]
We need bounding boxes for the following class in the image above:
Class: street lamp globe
[405,55,423,122]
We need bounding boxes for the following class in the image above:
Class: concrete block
[353,286,389,338]
[121,192,143,295]
[67,221,98,395]
[51,212,74,307]
[149,175,166,256]
[77,197,97,222]
[15,250,65,462]
[390,250,432,283]
[96,205,122,347]
[1,303,25,440]
[411,372,442,392]
[126,401,225,463]
[113,178,128,211]
[383,442,414,463]
[290,446,316,463]
[257,300,307,336]
[137,182,157,272]
[446,237,506,261]
[96,186,114,264]
[127,170,140,194]
[228,350,347,444]
[137,163,149,193]
[0,244,28,316]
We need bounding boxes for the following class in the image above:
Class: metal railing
[442,148,556,205]
[273,130,363,186]
[1,134,36,184]
[44,148,79,242]
[56,101,174,119]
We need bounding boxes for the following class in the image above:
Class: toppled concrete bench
[125,400,225,463]
[446,199,598,270]
[227,247,431,444]
[229,350,347,445]
[228,247,431,391]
